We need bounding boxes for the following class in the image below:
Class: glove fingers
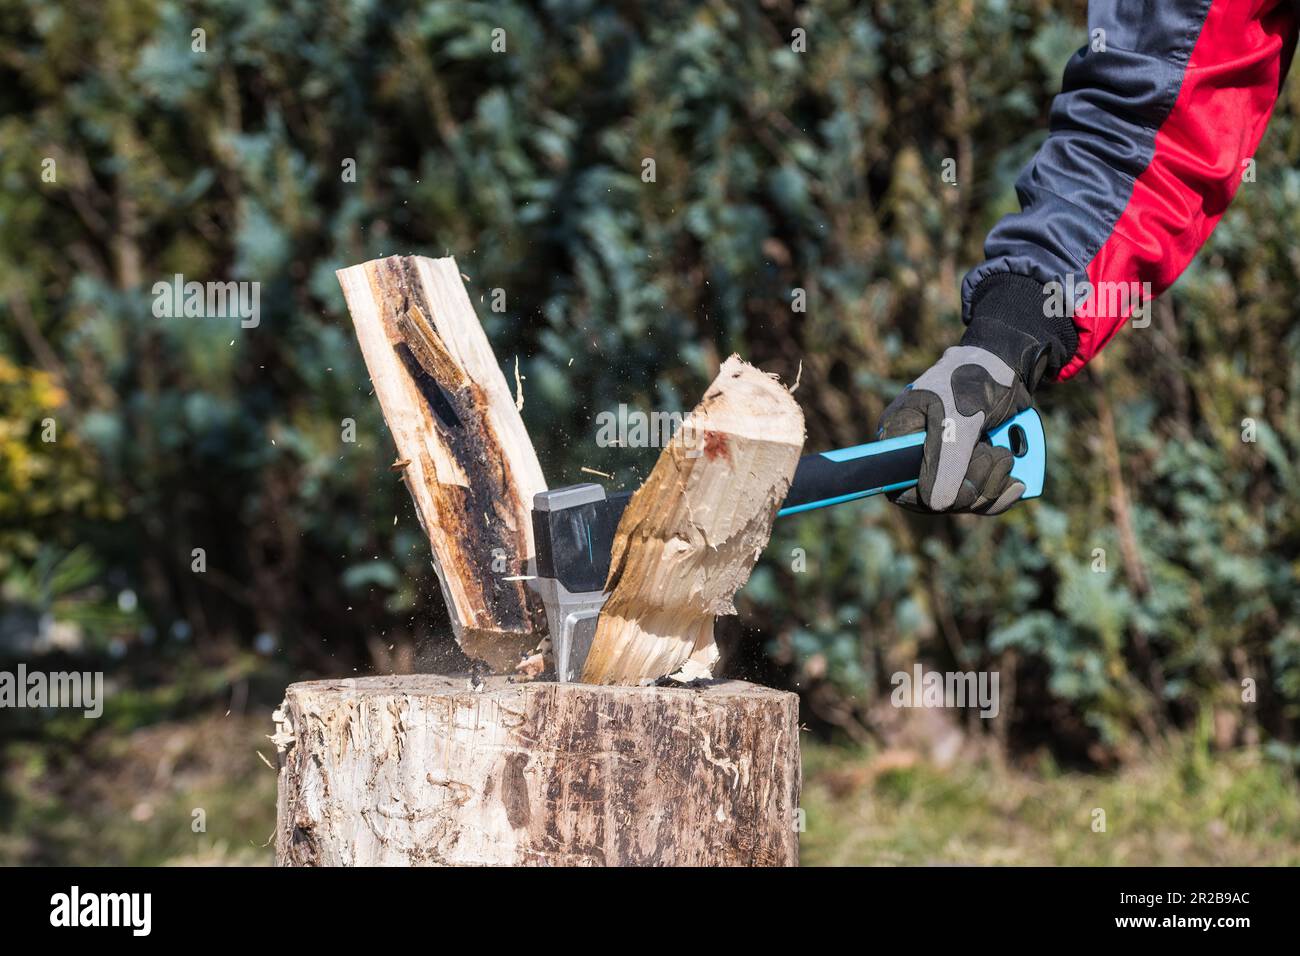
[887,486,927,513]
[880,388,985,511]
[890,439,1021,514]
[876,390,928,440]
[969,445,1015,513]
[946,442,996,512]
[879,390,968,511]
[893,473,1024,515]
[922,402,984,512]
[981,480,1026,515]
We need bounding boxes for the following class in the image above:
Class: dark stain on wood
[370,256,544,638]
[397,343,464,431]
[501,752,531,829]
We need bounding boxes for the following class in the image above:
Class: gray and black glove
[877,275,1076,514]
[877,346,1031,514]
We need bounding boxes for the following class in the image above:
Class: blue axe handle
[777,407,1047,517]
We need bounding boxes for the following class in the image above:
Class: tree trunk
[274,675,800,866]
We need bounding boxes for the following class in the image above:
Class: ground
[2,706,1296,865]
[1,712,277,866]
[800,740,1300,865]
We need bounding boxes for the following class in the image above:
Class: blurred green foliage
[1,0,1297,764]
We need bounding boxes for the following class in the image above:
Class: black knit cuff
[961,273,1080,390]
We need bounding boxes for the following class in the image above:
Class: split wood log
[274,675,800,866]
[580,355,804,684]
[337,255,546,671]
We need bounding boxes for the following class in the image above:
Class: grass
[799,738,1300,865]
[1,711,278,866]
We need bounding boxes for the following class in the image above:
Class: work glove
[876,273,1076,514]
[878,274,1081,512]
[876,346,1032,514]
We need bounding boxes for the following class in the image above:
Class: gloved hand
[879,272,1078,514]
[876,345,1033,515]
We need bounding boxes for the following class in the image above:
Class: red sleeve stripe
[1059,0,1298,380]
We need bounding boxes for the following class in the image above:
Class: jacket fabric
[963,0,1299,381]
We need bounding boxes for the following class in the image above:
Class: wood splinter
[580,355,805,685]
[337,255,547,671]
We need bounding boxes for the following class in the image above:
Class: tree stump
[274,675,800,866]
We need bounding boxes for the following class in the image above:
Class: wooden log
[580,355,804,684]
[337,256,547,671]
[273,675,800,866]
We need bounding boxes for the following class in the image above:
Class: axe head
[529,484,630,681]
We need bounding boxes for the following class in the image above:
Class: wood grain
[274,675,800,866]
[337,256,546,670]
[581,355,805,684]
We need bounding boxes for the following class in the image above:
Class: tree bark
[581,355,804,684]
[337,255,547,671]
[274,675,800,866]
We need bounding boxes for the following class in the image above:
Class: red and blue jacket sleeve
[961,0,1299,384]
